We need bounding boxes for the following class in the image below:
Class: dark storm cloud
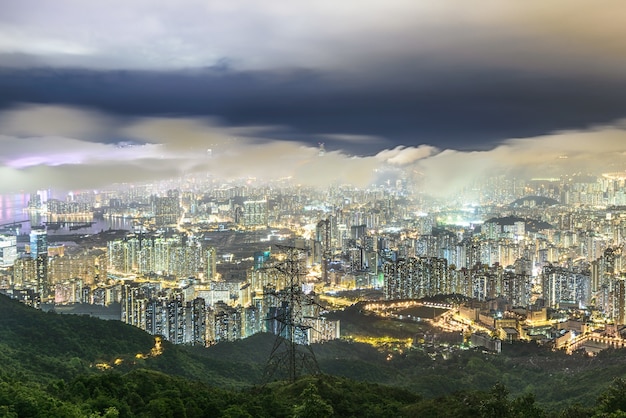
[2,0,626,194]
[3,1,626,152]
[2,66,626,154]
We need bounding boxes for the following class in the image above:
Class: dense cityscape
[4,1,626,415]
[2,167,626,356]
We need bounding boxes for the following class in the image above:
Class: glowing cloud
[1,104,626,195]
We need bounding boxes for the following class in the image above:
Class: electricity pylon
[264,244,320,383]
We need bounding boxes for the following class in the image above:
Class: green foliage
[8,294,626,417]
[596,378,626,415]
[292,384,334,418]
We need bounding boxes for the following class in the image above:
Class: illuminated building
[184,298,206,346]
[47,245,65,257]
[470,263,503,301]
[208,302,242,343]
[153,189,181,226]
[153,237,173,272]
[146,298,168,337]
[0,235,17,267]
[121,283,145,327]
[54,280,84,304]
[383,256,449,300]
[46,198,91,215]
[48,250,103,286]
[91,284,121,306]
[108,234,204,279]
[303,316,341,343]
[243,199,268,227]
[612,277,626,325]
[123,284,208,344]
[29,227,47,258]
[204,246,217,282]
[457,237,482,269]
[542,265,591,309]
[415,228,458,266]
[167,296,185,344]
[107,240,127,273]
[502,270,531,307]
[13,257,36,287]
[35,254,49,298]
[243,305,262,337]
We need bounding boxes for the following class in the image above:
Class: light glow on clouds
[1,0,626,75]
[1,104,626,195]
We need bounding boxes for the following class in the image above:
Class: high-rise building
[12,257,36,287]
[167,294,185,344]
[612,278,626,325]
[108,234,205,279]
[0,235,17,267]
[203,247,217,282]
[184,298,206,346]
[502,270,531,307]
[243,199,268,227]
[542,265,591,309]
[27,227,50,298]
[48,250,102,286]
[146,298,168,337]
[383,256,449,300]
[153,189,181,226]
[29,227,47,258]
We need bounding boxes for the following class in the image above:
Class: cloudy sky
[1,0,626,194]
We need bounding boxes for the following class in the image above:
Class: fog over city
[6,4,626,414]
[0,103,625,195]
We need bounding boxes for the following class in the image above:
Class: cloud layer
[3,1,626,166]
[2,0,626,77]
[0,104,387,192]
[1,104,625,196]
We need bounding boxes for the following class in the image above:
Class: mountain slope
[4,294,626,414]
[0,295,259,387]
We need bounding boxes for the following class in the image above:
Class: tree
[89,407,120,418]
[292,384,334,418]
[596,378,626,415]
[479,382,510,418]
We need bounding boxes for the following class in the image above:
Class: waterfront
[0,193,133,236]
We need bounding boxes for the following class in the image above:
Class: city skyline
[1,1,626,194]
[6,3,626,412]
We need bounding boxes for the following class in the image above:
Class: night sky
[1,1,626,194]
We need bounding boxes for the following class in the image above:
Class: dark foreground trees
[4,371,626,418]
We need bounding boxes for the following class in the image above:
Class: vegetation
[4,294,626,416]
[5,367,626,417]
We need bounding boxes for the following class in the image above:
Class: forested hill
[0,294,266,387]
[0,294,154,382]
[5,294,626,416]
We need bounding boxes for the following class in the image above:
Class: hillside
[0,295,263,388]
[0,294,154,382]
[4,294,626,416]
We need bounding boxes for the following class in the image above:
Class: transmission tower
[264,244,320,383]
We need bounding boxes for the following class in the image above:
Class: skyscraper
[153,189,181,226]
[29,227,47,258]
[29,227,49,298]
